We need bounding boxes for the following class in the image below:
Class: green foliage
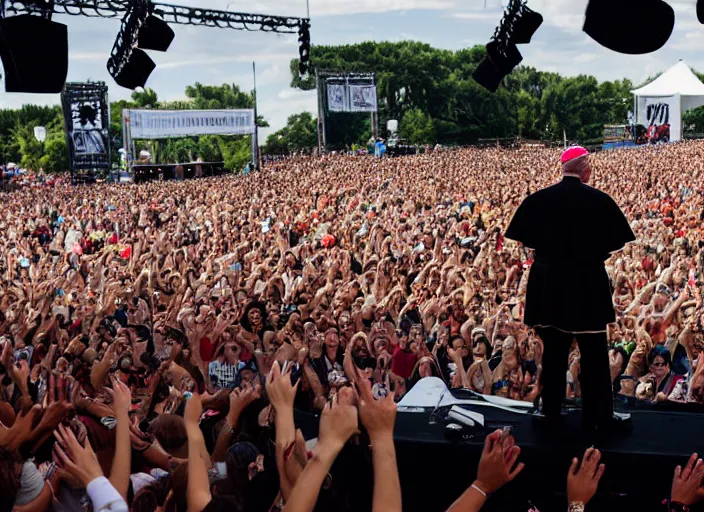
[290,41,637,146]
[131,88,159,108]
[264,112,318,154]
[399,109,435,145]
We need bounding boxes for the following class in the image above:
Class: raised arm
[358,372,401,512]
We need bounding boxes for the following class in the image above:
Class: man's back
[505,176,635,333]
[507,177,634,266]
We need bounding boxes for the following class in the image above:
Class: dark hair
[202,496,243,512]
[164,464,188,512]
[0,446,22,511]
[473,337,493,358]
[648,345,672,367]
[132,480,170,512]
[449,336,466,349]
[241,301,268,333]
[149,415,187,454]
[214,442,261,510]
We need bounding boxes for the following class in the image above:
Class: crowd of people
[3,141,704,511]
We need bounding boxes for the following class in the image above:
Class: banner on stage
[349,85,378,113]
[636,94,681,143]
[327,84,347,112]
[126,109,256,139]
[326,83,378,113]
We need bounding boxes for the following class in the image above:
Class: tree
[131,88,159,108]
[288,41,646,146]
[399,109,435,145]
[12,124,44,170]
[264,112,318,154]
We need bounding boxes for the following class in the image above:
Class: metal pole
[252,61,261,171]
[321,74,327,151]
[371,74,378,140]
[316,70,323,153]
[633,93,637,142]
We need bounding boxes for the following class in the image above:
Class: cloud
[259,89,317,140]
[451,11,501,21]
[157,52,294,70]
[671,30,704,50]
[172,0,458,16]
[69,52,105,62]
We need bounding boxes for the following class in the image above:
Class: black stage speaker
[138,15,175,52]
[0,15,69,93]
[111,48,156,90]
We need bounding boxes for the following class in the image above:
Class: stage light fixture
[107,1,170,90]
[473,0,539,93]
[298,19,310,76]
[111,48,156,90]
[138,15,174,52]
[583,0,674,54]
[0,14,69,93]
[511,4,542,44]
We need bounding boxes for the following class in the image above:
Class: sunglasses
[651,362,667,368]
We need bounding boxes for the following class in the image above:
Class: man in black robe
[505,146,635,431]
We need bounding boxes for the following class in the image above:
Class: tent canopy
[632,60,704,112]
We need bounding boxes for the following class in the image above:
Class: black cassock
[505,176,635,424]
[505,176,635,333]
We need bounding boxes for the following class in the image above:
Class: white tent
[631,61,704,142]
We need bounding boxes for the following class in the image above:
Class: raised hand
[53,423,104,487]
[266,361,299,412]
[474,429,525,495]
[671,453,704,506]
[105,376,132,416]
[357,368,397,441]
[183,392,203,428]
[567,447,606,505]
[317,397,359,454]
[228,381,261,421]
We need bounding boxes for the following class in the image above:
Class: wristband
[668,501,690,512]
[470,483,487,498]
[568,502,585,512]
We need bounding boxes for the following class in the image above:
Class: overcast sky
[1,0,703,138]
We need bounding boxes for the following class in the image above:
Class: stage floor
[394,405,704,512]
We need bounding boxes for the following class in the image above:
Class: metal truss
[4,0,307,33]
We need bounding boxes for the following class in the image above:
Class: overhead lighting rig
[1,0,311,92]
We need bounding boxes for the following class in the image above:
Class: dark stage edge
[394,404,704,512]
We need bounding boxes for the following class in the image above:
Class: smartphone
[290,362,303,386]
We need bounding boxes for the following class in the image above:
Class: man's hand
[12,359,30,390]
[0,404,42,450]
[105,377,132,416]
[671,453,704,506]
[228,382,261,422]
[357,369,397,442]
[317,397,359,455]
[567,447,605,505]
[266,361,299,412]
[183,393,203,429]
[53,424,104,488]
[474,429,525,495]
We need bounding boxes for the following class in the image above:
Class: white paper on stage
[636,94,681,142]
[327,84,347,112]
[126,109,255,139]
[349,84,378,112]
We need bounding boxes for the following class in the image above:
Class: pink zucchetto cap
[561,146,589,174]
[561,146,588,164]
